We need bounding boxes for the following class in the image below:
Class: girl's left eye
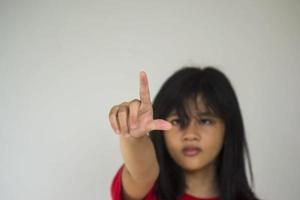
[199,119,212,125]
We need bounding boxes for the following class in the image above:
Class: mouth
[182,146,202,156]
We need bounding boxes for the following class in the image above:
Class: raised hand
[109,71,172,138]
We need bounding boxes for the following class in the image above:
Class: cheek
[205,138,224,156]
[203,128,225,155]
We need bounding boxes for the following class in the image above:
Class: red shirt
[111,165,220,200]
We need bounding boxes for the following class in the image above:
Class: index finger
[139,71,151,104]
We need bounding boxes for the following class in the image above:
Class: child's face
[164,96,225,173]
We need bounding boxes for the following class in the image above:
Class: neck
[184,163,219,198]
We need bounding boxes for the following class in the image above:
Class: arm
[120,136,158,199]
[109,72,172,199]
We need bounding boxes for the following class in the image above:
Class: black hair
[149,66,260,200]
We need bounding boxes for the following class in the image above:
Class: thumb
[147,119,172,131]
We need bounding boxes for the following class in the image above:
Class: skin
[109,71,225,199]
[109,71,171,138]
[164,96,225,197]
[109,71,172,200]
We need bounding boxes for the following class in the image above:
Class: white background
[1,0,299,199]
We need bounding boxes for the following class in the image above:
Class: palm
[130,72,170,137]
[135,104,153,135]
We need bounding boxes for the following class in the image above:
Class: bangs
[153,66,228,129]
[170,93,220,129]
[166,76,223,129]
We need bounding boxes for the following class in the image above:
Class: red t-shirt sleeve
[110,164,157,200]
[110,165,124,200]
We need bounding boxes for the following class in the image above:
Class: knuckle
[109,105,119,115]
[118,108,127,116]
[118,104,127,111]
[120,101,129,106]
[129,99,141,107]
[130,98,141,103]
[129,101,140,110]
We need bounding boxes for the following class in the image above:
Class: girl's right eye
[170,118,182,126]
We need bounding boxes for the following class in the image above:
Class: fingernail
[115,129,120,134]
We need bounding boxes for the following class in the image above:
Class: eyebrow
[168,111,218,118]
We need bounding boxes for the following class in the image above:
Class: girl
[109,67,260,200]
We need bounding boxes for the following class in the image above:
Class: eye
[170,118,182,126]
[199,118,212,125]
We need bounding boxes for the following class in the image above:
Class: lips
[182,146,202,156]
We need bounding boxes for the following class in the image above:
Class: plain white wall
[1,0,299,199]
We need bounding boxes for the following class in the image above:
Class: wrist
[121,132,149,143]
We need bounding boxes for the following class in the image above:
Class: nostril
[183,131,199,140]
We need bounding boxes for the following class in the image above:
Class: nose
[182,120,200,141]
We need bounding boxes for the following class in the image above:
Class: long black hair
[149,66,260,200]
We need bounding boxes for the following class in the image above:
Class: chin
[182,165,206,173]
[180,159,215,173]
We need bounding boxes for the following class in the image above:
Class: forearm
[119,135,159,182]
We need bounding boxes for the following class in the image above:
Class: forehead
[169,95,216,117]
